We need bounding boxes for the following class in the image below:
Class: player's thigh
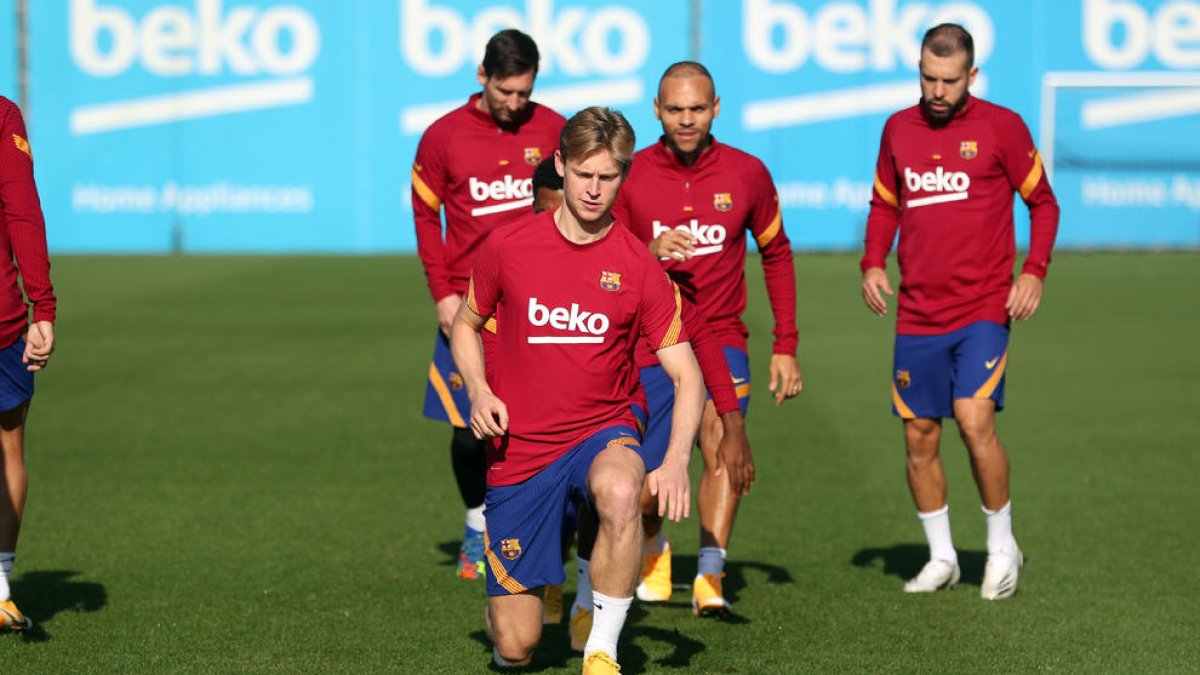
[487,591,543,649]
[583,427,645,520]
[892,332,956,420]
[950,320,1009,412]
[0,337,32,456]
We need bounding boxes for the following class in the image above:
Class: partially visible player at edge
[861,23,1059,600]
[611,61,800,617]
[411,29,566,580]
[452,107,704,673]
[0,96,57,631]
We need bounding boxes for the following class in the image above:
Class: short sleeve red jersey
[612,138,797,357]
[862,97,1060,335]
[467,211,687,486]
[0,97,55,348]
[412,95,565,303]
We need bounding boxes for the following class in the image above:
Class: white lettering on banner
[740,0,993,130]
[397,0,650,135]
[527,297,610,343]
[1083,0,1200,69]
[1081,174,1200,210]
[68,0,320,134]
[652,220,728,256]
[72,182,314,215]
[743,0,994,74]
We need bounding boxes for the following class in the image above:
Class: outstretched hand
[647,458,691,522]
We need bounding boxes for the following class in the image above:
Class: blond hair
[558,107,636,174]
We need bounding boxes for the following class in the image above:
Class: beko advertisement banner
[14,0,1200,253]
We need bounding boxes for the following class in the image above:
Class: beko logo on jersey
[68,0,320,135]
[903,167,971,208]
[741,0,995,131]
[652,220,728,256]
[527,298,610,344]
[468,176,534,217]
[398,0,651,135]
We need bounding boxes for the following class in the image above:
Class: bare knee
[953,403,997,449]
[486,600,540,666]
[593,473,642,525]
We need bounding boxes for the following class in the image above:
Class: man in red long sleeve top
[860,24,1059,601]
[0,96,56,631]
[411,29,566,581]
[611,61,802,617]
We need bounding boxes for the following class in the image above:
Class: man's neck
[554,207,612,244]
[667,136,712,167]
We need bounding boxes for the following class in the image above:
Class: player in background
[611,61,801,616]
[0,97,57,631]
[861,24,1059,600]
[452,107,703,673]
[412,29,566,580]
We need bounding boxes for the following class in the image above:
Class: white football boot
[903,559,961,593]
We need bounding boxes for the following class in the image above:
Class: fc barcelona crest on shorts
[448,372,464,391]
[501,538,522,560]
[713,192,733,212]
[895,370,911,389]
[524,147,542,165]
[600,270,622,292]
[959,141,978,160]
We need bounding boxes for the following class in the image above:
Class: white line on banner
[743,76,988,131]
[1082,88,1200,129]
[69,78,315,136]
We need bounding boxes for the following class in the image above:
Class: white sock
[0,552,13,601]
[982,500,1018,556]
[646,530,667,554]
[917,505,958,565]
[696,546,726,578]
[465,505,486,533]
[572,556,592,614]
[584,591,632,659]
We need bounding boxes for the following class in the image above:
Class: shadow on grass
[6,570,107,643]
[437,540,461,568]
[851,544,988,586]
[459,553,795,671]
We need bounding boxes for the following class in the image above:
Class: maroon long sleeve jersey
[861,96,1060,336]
[0,97,55,349]
[412,94,565,303]
[612,138,798,360]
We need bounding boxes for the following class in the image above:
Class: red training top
[861,96,1060,335]
[467,211,686,487]
[412,94,565,303]
[0,97,55,348]
[613,137,797,357]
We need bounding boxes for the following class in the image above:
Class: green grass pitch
[1,253,1196,673]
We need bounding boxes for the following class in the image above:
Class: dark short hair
[482,29,540,78]
[660,61,714,87]
[532,157,562,193]
[921,23,974,68]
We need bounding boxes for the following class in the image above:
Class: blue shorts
[483,425,641,596]
[0,338,33,412]
[421,330,469,428]
[892,321,1009,420]
[638,347,750,471]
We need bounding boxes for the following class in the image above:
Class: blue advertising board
[15,0,1200,253]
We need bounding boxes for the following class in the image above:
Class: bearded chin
[921,95,967,127]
